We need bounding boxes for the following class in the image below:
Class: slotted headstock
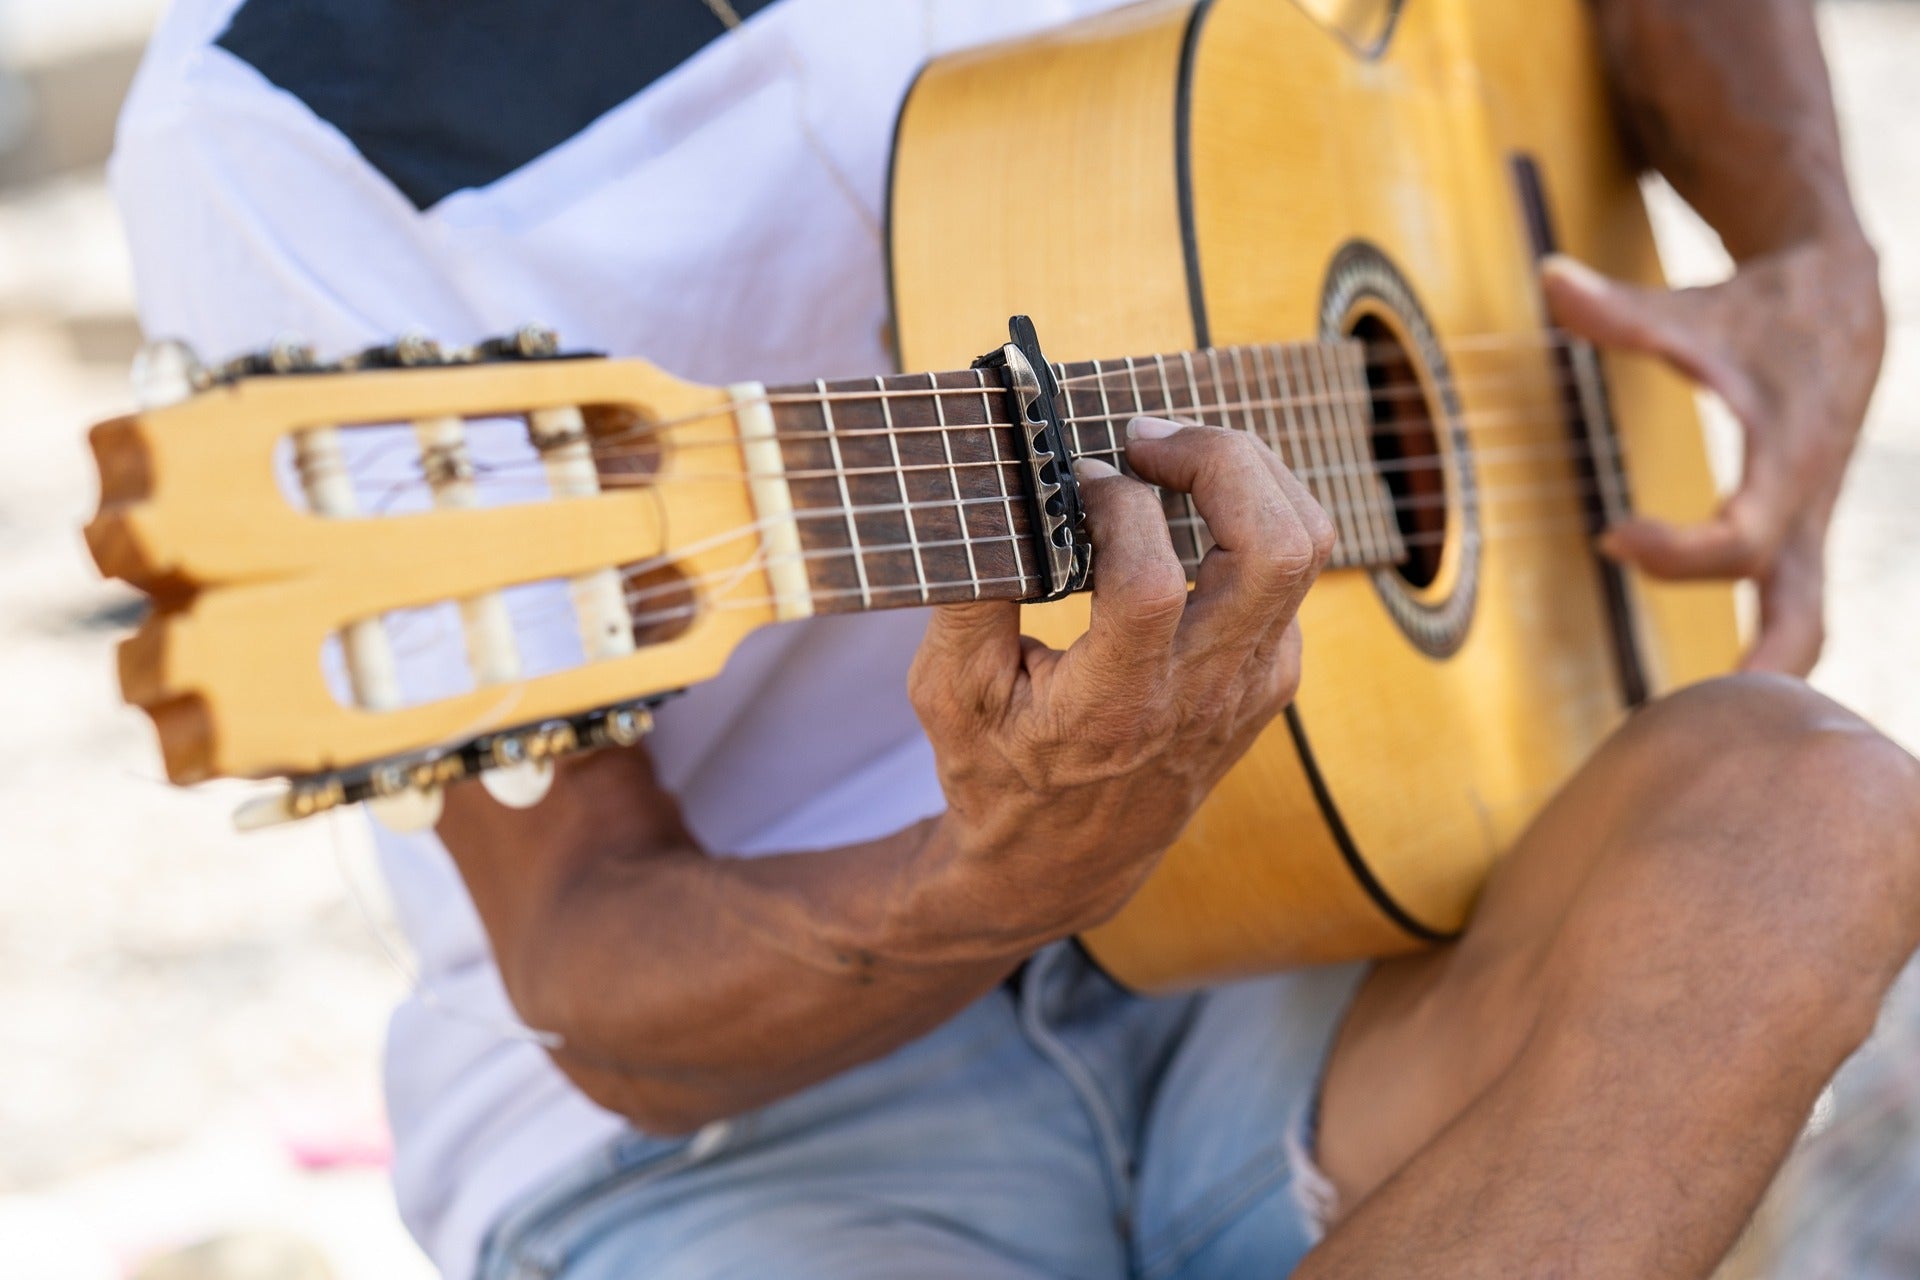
[86,332,780,827]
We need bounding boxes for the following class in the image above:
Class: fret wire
[977,367,1032,586]
[1152,354,1203,567]
[816,377,873,610]
[1180,351,1216,557]
[1321,339,1382,565]
[1280,341,1347,552]
[1096,356,1122,477]
[1314,338,1379,563]
[876,374,931,604]
[1250,344,1286,466]
[929,371,984,601]
[1345,342,1404,559]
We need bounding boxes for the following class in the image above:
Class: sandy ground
[0,4,1914,1278]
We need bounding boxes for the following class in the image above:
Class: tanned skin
[438,2,1919,1275]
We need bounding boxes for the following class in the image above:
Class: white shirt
[112,1,1130,1273]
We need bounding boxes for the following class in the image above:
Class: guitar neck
[754,339,1410,617]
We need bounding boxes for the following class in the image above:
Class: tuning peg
[367,786,447,833]
[481,760,555,809]
[131,339,209,409]
[475,324,560,361]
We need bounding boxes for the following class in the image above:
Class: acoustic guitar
[85,0,1739,991]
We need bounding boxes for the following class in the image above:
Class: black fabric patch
[217,0,783,209]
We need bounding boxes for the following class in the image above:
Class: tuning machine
[230,699,661,833]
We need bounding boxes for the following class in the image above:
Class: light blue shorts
[477,943,1367,1280]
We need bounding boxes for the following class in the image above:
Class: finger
[1599,468,1795,581]
[1058,456,1188,687]
[1541,255,1758,422]
[1743,526,1827,677]
[1124,419,1328,650]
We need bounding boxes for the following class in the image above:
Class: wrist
[881,812,1080,969]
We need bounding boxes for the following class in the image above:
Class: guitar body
[890,0,1740,988]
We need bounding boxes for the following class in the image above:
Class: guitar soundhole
[1320,240,1481,658]
[1352,314,1445,589]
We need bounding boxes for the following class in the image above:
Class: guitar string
[578,379,1592,461]
[572,343,1603,451]
[385,507,1608,662]
[605,516,1608,641]
[358,438,1616,534]
[334,370,1594,509]
[613,492,1602,614]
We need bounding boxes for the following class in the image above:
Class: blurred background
[0,2,1913,1277]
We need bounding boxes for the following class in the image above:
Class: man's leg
[1307,672,1920,1278]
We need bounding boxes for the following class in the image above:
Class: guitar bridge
[973,316,1092,602]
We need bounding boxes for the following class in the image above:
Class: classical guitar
[86,0,1738,991]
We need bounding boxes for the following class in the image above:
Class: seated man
[111,0,1916,1275]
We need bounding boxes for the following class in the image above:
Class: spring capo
[973,316,1092,601]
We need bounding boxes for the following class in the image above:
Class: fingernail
[1128,416,1180,440]
[1075,457,1118,479]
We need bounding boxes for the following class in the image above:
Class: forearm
[439,751,1039,1133]
[1592,0,1869,258]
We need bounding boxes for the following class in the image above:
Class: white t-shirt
[112,1,1130,1274]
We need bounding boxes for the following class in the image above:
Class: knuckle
[1306,505,1337,565]
[1117,559,1190,625]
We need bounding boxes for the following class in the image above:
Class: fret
[1314,342,1378,565]
[1308,343,1372,565]
[1095,358,1122,472]
[976,368,1035,592]
[928,371,983,600]
[1250,345,1287,463]
[815,379,874,610]
[1205,349,1232,430]
[1178,351,1215,557]
[1226,346,1262,441]
[1279,342,1348,556]
[1322,340,1381,566]
[876,375,931,604]
[1340,342,1406,562]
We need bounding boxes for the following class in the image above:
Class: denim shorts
[476,942,1366,1280]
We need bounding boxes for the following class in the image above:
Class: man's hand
[907,419,1334,954]
[1542,238,1885,675]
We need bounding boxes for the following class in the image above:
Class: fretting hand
[1542,238,1885,675]
[907,419,1334,953]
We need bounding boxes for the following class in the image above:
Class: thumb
[1541,255,1685,358]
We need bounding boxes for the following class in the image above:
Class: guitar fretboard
[767,341,1410,614]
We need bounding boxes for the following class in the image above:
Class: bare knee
[1590,673,1920,1029]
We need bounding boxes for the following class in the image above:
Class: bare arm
[1544,0,1886,674]
[439,424,1333,1133]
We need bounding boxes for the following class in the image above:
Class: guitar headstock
[86,330,780,829]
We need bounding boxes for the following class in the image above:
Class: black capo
[973,316,1092,601]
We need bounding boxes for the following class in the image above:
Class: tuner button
[367,786,446,833]
[481,760,554,810]
[132,339,207,409]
